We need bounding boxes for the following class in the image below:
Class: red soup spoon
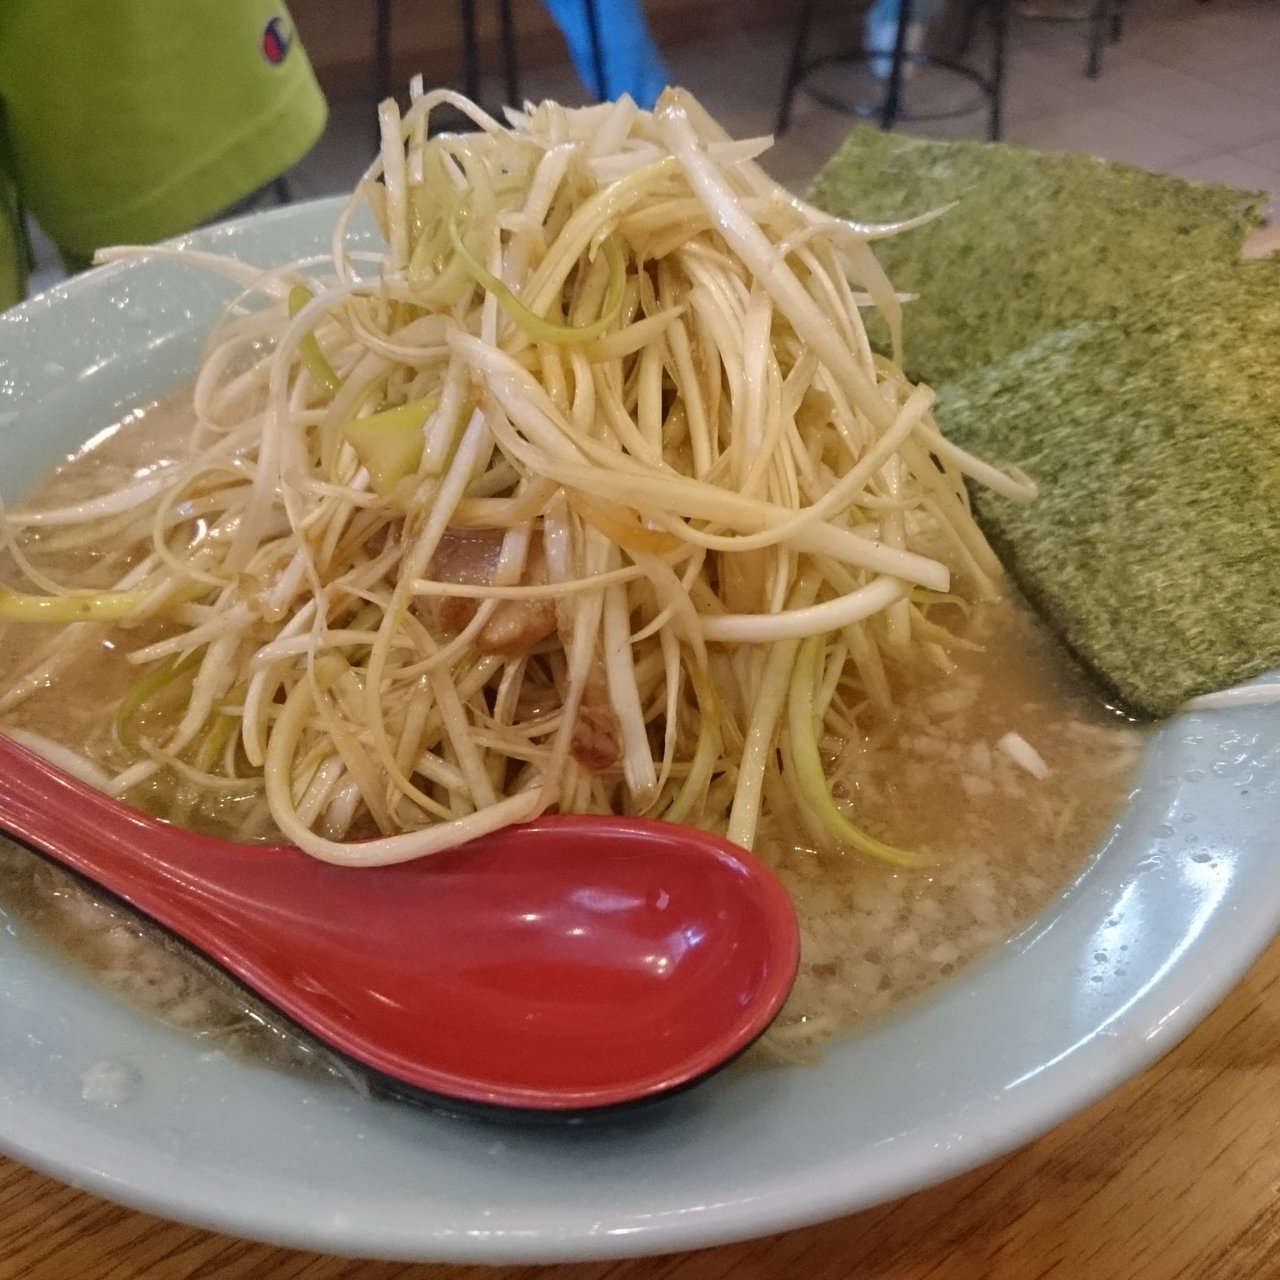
[0,734,799,1116]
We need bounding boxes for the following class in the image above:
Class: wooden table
[4,928,1280,1280]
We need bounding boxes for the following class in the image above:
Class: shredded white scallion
[0,88,1038,864]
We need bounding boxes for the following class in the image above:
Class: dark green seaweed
[810,130,1279,716]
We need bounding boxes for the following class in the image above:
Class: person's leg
[863,0,946,79]
[540,0,671,108]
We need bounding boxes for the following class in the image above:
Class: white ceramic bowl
[1,200,1277,1264]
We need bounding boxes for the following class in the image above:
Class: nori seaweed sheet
[937,270,1280,717]
[808,128,1267,384]
[808,130,1278,717]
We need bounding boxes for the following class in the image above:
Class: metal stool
[374,0,520,115]
[776,0,1010,141]
[1014,1,1130,79]
[372,0,610,119]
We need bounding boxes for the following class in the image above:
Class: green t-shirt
[0,0,327,307]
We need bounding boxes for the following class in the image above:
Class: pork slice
[570,667,623,773]
[421,528,557,656]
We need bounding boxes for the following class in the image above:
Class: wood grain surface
[4,927,1280,1280]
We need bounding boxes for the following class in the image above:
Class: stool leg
[988,0,1008,140]
[1087,0,1107,77]
[879,0,914,132]
[1111,0,1127,41]
[499,0,520,105]
[375,0,394,104]
[955,0,981,57]
[776,0,817,134]
[460,0,481,101]
[374,0,393,147]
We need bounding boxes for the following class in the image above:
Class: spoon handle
[0,733,802,1112]
[0,734,471,1097]
[0,733,306,974]
[0,733,261,887]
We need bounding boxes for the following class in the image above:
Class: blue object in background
[865,0,947,33]
[540,0,670,108]
[864,0,945,77]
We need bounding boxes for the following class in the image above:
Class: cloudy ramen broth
[0,397,358,1084]
[0,391,1143,1076]
[761,603,1142,1055]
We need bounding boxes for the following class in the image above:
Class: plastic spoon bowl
[0,734,800,1116]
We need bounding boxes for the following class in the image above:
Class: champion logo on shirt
[262,15,293,64]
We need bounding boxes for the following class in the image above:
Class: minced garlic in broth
[0,839,355,1085]
[759,599,1143,1060]
[0,395,1143,1075]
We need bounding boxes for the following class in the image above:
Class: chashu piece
[419,527,557,656]
[422,527,624,774]
[569,665,623,773]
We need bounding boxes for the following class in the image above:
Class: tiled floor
[288,0,1280,219]
[26,0,1280,289]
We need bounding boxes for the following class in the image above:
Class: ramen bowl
[0,199,1277,1264]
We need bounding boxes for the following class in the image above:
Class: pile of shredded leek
[0,87,1035,865]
